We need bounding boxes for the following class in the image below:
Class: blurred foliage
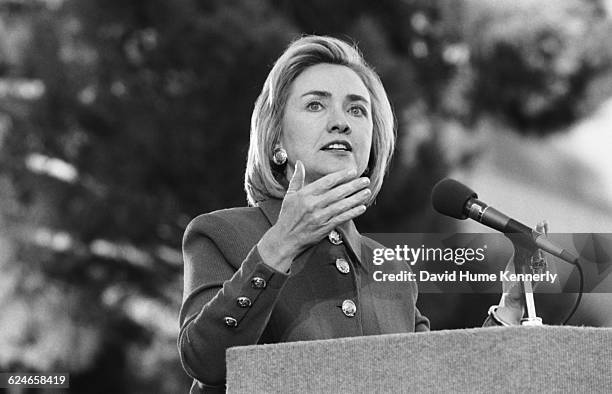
[0,0,611,392]
[465,0,612,133]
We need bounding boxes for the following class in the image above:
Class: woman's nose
[327,107,351,134]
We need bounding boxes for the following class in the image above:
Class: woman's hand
[495,253,544,325]
[258,160,371,272]
[495,257,527,325]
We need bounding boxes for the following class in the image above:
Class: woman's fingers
[503,283,525,309]
[317,176,370,207]
[317,187,371,224]
[304,167,356,195]
[277,166,371,253]
[287,160,305,193]
[281,184,369,233]
[327,204,367,227]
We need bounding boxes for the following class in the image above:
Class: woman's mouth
[321,141,352,152]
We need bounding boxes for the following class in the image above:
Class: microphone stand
[504,222,547,326]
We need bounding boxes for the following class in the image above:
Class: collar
[258,198,363,264]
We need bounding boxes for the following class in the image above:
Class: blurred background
[1,0,612,392]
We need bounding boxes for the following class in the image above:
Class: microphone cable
[562,258,583,325]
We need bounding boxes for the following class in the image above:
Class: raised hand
[258,160,371,272]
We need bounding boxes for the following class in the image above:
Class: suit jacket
[178,198,430,392]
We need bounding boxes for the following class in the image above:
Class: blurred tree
[464,0,612,133]
[0,0,611,391]
[1,0,297,392]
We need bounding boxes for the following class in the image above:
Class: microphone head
[431,178,478,220]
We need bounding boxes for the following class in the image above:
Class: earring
[362,166,370,176]
[272,146,287,166]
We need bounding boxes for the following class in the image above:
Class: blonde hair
[244,35,395,206]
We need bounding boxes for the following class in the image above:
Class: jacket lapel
[257,198,282,226]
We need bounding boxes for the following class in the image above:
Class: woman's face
[281,63,373,185]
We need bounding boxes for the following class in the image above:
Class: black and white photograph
[1,1,611,393]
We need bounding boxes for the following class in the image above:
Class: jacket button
[251,276,266,289]
[335,258,350,274]
[328,229,343,245]
[237,296,252,308]
[341,299,356,317]
[224,316,238,327]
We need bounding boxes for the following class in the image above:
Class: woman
[178,35,518,393]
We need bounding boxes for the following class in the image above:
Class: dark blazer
[178,198,430,392]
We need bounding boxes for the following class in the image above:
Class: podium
[226,326,612,393]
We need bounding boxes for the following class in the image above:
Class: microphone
[431,178,578,265]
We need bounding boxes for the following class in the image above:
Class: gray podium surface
[226,326,612,393]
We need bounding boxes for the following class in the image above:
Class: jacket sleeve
[415,307,430,332]
[178,213,290,387]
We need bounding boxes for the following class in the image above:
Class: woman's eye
[349,106,367,117]
[306,102,323,111]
